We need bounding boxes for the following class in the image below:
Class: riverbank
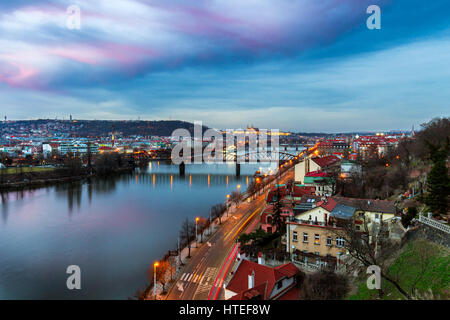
[0,166,134,191]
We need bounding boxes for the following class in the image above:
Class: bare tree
[211,203,226,224]
[146,260,174,294]
[230,191,243,208]
[179,218,195,258]
[333,216,411,299]
[247,180,257,199]
[389,239,441,296]
[303,269,349,300]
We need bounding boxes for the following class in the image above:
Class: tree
[303,269,348,300]
[333,216,412,299]
[179,218,195,258]
[247,180,257,199]
[64,152,83,175]
[230,191,243,208]
[389,239,441,297]
[146,260,174,295]
[211,203,226,224]
[414,117,450,160]
[424,139,450,216]
[401,207,417,228]
[271,188,284,234]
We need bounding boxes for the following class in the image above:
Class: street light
[195,217,199,247]
[226,194,230,217]
[153,261,159,300]
[237,184,241,190]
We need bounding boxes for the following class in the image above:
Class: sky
[0,0,449,132]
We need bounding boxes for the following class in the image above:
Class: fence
[418,214,450,234]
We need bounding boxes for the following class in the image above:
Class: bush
[303,269,348,300]
[401,207,418,228]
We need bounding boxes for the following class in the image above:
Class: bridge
[149,146,309,177]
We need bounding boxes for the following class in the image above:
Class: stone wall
[405,223,450,248]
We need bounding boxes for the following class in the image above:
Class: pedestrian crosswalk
[180,272,211,285]
[193,267,218,299]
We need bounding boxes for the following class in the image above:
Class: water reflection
[0,161,259,299]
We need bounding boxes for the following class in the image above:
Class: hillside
[348,237,449,300]
[0,120,210,138]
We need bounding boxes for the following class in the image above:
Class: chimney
[237,249,247,261]
[248,270,255,289]
[257,252,265,265]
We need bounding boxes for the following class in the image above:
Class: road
[165,168,295,300]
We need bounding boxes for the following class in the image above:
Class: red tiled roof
[292,185,315,197]
[305,170,329,177]
[226,260,299,300]
[274,263,299,278]
[317,197,337,212]
[311,156,340,168]
[277,286,301,300]
[228,282,267,300]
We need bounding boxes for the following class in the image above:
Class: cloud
[0,0,385,89]
[0,0,449,131]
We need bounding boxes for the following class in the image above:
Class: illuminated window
[314,234,320,244]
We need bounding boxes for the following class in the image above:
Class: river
[0,161,266,299]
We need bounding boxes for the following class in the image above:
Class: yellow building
[286,196,397,268]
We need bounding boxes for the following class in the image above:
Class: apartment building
[286,198,346,268]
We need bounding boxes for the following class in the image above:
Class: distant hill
[73,120,210,137]
[0,120,210,137]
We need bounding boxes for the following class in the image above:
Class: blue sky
[0,0,449,132]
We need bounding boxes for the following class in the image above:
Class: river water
[0,161,265,299]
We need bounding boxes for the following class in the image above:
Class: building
[286,196,397,268]
[59,142,99,155]
[260,203,294,234]
[294,155,340,184]
[304,170,335,196]
[224,252,300,300]
[352,135,399,159]
[317,137,350,157]
[286,197,346,268]
[262,184,316,233]
[332,197,397,240]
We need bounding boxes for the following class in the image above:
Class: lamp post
[153,261,159,300]
[195,217,199,248]
[226,194,230,217]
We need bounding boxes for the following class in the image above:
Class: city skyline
[0,0,449,132]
